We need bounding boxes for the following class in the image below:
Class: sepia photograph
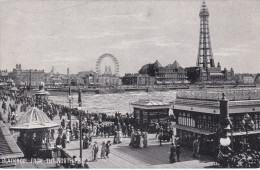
[0,0,260,168]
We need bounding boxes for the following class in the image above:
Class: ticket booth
[131,99,172,132]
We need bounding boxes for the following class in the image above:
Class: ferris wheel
[95,53,120,76]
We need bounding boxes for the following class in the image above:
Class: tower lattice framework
[196,1,215,70]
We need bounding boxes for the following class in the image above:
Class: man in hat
[169,143,176,163]
[92,141,99,161]
[193,137,200,158]
[105,141,111,158]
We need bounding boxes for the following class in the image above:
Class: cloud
[42,53,83,63]
[131,26,160,30]
[71,31,135,40]
[215,44,250,57]
[88,13,147,22]
[109,36,183,49]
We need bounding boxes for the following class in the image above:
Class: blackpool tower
[196,1,215,70]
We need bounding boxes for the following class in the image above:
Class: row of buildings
[0,63,258,88]
[0,64,122,88]
[122,60,188,86]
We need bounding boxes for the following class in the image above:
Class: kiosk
[10,107,59,158]
[131,99,172,132]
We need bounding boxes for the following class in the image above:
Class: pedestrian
[122,123,127,137]
[155,122,160,139]
[105,141,111,158]
[169,143,176,163]
[101,141,106,159]
[169,127,174,142]
[135,129,141,148]
[129,129,135,147]
[193,137,200,158]
[51,129,55,141]
[176,142,181,162]
[143,131,148,148]
[140,131,144,148]
[159,127,163,146]
[66,129,71,143]
[175,135,180,146]
[92,141,99,161]
[113,131,118,144]
[62,133,67,148]
[118,130,123,143]
[56,134,62,148]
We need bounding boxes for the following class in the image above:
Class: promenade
[62,135,215,169]
[1,98,216,169]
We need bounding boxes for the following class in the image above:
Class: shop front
[131,99,172,132]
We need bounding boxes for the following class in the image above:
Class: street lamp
[220,124,231,147]
[219,93,232,145]
[78,88,83,168]
[67,86,73,130]
[218,93,233,168]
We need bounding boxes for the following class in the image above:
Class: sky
[0,0,260,76]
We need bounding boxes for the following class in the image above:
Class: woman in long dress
[143,131,148,148]
[101,141,106,159]
[93,125,97,137]
[118,130,123,143]
[66,129,70,143]
[140,132,144,148]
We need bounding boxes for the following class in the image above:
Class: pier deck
[63,135,215,169]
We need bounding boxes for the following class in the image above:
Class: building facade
[131,99,172,132]
[156,60,187,85]
[139,60,162,77]
[8,64,45,86]
[122,73,138,85]
[235,73,255,85]
[137,74,155,86]
[0,70,9,82]
[173,88,260,154]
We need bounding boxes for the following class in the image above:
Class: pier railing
[176,88,260,101]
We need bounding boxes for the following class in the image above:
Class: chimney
[67,68,70,75]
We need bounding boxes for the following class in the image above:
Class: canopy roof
[10,87,20,91]
[131,99,171,110]
[10,107,59,130]
[34,89,50,95]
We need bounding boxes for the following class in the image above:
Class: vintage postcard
[0,0,259,169]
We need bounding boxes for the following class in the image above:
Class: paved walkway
[1,99,216,169]
[63,135,215,169]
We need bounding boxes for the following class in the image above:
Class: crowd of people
[217,145,260,168]
[1,87,260,168]
[129,129,148,148]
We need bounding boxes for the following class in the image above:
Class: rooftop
[10,107,59,130]
[131,99,171,109]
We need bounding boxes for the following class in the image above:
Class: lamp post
[78,88,83,168]
[67,86,73,129]
[219,93,232,168]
